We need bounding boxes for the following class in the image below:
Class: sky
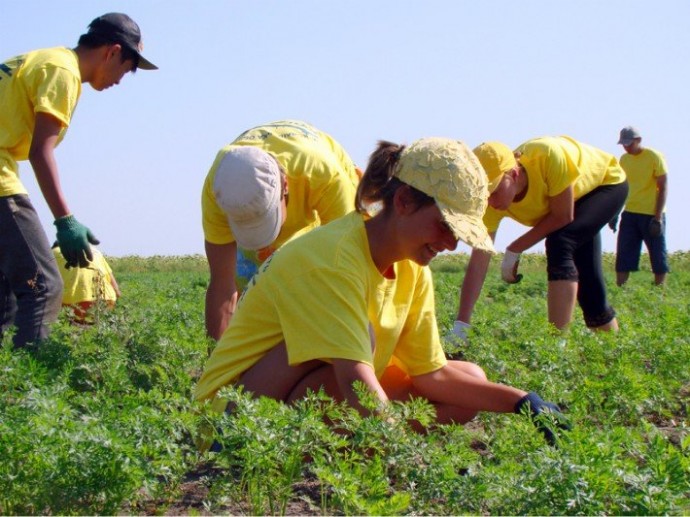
[4,0,689,257]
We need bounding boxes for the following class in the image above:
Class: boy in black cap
[0,13,156,349]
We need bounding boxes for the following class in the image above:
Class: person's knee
[583,306,616,328]
[463,362,487,381]
[547,264,578,282]
[546,240,578,281]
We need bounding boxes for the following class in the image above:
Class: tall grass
[1,252,688,515]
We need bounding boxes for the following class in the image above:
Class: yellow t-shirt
[620,148,667,216]
[0,47,82,196]
[53,247,117,305]
[201,120,360,290]
[483,136,627,232]
[194,212,447,405]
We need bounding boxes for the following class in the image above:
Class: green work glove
[54,215,100,268]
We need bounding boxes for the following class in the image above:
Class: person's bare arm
[654,175,667,221]
[205,240,238,340]
[508,185,574,253]
[411,364,524,412]
[332,358,388,415]
[28,112,70,219]
[110,273,121,298]
[457,235,495,323]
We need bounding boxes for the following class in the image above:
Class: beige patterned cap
[394,137,495,253]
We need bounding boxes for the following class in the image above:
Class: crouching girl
[195,137,568,444]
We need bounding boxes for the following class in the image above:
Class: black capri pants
[545,181,628,327]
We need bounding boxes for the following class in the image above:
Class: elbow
[27,146,41,165]
[556,212,574,228]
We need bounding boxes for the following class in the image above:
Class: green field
[2,252,689,515]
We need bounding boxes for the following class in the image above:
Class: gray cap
[618,126,641,146]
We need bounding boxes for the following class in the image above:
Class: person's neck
[73,46,100,84]
[513,166,529,203]
[364,214,400,275]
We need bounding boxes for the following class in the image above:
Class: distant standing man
[0,13,157,348]
[615,126,669,286]
[202,120,361,340]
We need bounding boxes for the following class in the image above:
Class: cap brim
[438,201,495,253]
[487,174,503,194]
[228,202,282,251]
[136,55,158,70]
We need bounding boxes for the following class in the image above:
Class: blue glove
[54,215,100,268]
[515,392,571,446]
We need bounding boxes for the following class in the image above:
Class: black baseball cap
[86,13,157,70]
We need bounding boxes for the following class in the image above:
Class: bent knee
[449,360,487,381]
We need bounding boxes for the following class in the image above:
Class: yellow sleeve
[201,168,234,245]
[277,268,373,368]
[392,266,447,377]
[32,64,81,127]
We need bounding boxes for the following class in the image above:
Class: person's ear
[393,185,415,215]
[105,43,122,62]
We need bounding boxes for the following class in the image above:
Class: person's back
[201,120,361,340]
[52,246,120,324]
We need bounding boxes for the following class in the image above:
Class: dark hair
[355,140,434,214]
[77,33,140,71]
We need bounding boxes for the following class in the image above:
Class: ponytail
[355,141,406,214]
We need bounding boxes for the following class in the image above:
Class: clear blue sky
[5,0,689,256]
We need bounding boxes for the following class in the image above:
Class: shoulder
[643,148,665,160]
[274,212,367,269]
[24,47,79,73]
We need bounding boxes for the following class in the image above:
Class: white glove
[452,320,471,341]
[501,249,523,283]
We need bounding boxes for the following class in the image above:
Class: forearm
[30,150,70,219]
[509,212,572,252]
[29,112,70,219]
[457,250,492,322]
[333,359,388,415]
[654,182,667,220]
[205,284,238,340]
[412,366,525,413]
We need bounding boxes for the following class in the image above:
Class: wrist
[505,244,521,255]
[54,214,76,229]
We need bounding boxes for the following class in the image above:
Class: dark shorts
[545,182,628,327]
[615,211,669,274]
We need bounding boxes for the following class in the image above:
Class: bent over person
[0,13,156,349]
[201,120,360,340]
[453,136,627,338]
[196,138,569,447]
[52,244,120,325]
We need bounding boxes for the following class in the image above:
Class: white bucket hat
[212,147,283,250]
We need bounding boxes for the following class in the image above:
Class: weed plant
[1,252,689,515]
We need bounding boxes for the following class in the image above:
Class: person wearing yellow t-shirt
[0,13,156,349]
[52,244,120,324]
[196,138,570,448]
[454,137,628,336]
[201,120,361,340]
[614,126,669,286]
